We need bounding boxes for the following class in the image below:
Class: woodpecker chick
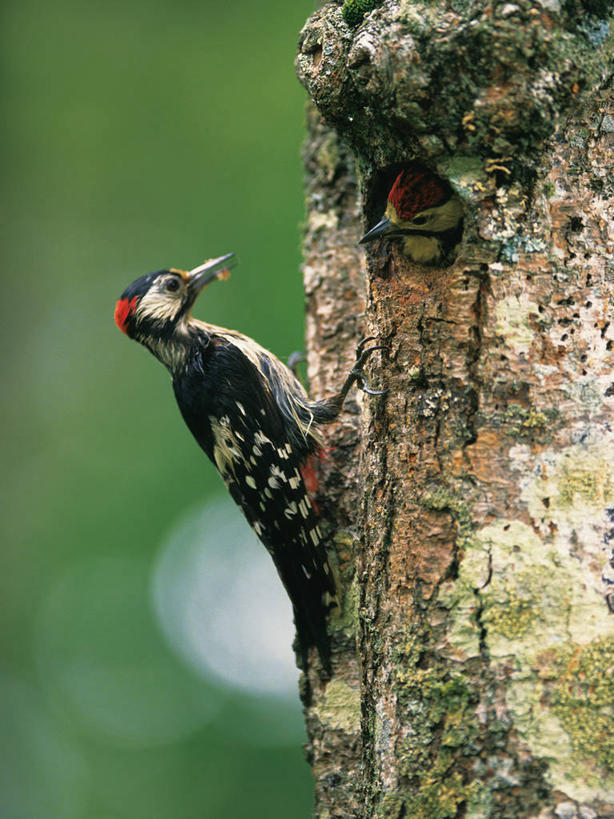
[114,255,385,674]
[360,165,463,264]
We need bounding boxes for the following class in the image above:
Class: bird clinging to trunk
[115,255,385,674]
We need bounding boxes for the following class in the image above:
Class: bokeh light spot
[152,496,299,697]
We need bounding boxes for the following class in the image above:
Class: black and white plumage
[114,254,384,673]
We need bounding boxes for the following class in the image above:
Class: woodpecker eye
[166,278,181,293]
[412,215,429,226]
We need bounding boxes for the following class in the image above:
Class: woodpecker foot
[341,338,387,400]
[287,351,305,377]
[355,336,380,360]
[358,373,388,396]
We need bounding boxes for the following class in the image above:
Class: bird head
[360,167,463,263]
[114,253,234,341]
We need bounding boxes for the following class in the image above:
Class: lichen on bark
[295,1,614,817]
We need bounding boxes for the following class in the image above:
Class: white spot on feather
[210,416,244,478]
[254,432,271,447]
[284,501,298,519]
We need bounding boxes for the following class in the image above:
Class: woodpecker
[360,165,463,264]
[114,254,385,674]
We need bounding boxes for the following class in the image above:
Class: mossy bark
[297,0,614,819]
[296,1,614,817]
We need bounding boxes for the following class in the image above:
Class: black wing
[173,336,336,672]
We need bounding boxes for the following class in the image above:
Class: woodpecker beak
[359,218,394,244]
[188,253,236,295]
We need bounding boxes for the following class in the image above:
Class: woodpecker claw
[355,344,388,373]
[337,340,387,401]
[355,336,380,360]
[356,372,388,396]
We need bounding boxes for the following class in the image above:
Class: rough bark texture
[295,1,614,817]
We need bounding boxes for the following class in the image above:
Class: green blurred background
[2,0,317,816]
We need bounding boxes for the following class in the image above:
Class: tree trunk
[295,1,614,817]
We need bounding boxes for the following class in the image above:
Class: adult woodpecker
[360,165,463,264]
[114,254,385,674]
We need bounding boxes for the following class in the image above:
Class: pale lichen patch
[520,433,614,609]
[540,638,614,774]
[441,518,614,801]
[523,446,613,517]
[332,571,360,634]
[494,292,539,353]
[438,535,489,661]
[473,521,580,658]
[315,680,361,733]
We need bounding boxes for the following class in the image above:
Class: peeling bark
[296,1,614,817]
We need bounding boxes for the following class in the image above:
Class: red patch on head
[388,167,448,220]
[114,296,138,334]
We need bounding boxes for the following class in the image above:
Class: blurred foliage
[1,0,315,816]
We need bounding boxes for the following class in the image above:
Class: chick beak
[188,253,236,296]
[359,218,395,244]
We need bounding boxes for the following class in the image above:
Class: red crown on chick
[388,166,449,220]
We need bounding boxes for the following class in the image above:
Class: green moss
[328,531,360,635]
[472,404,558,442]
[403,770,481,819]
[391,634,481,817]
[542,180,556,198]
[342,0,381,27]
[377,791,405,819]
[505,404,553,433]
[315,680,361,733]
[336,572,360,634]
[464,783,495,819]
[519,407,548,429]
[421,487,473,536]
[544,637,614,772]
[487,584,539,639]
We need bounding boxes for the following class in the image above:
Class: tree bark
[295,1,614,817]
